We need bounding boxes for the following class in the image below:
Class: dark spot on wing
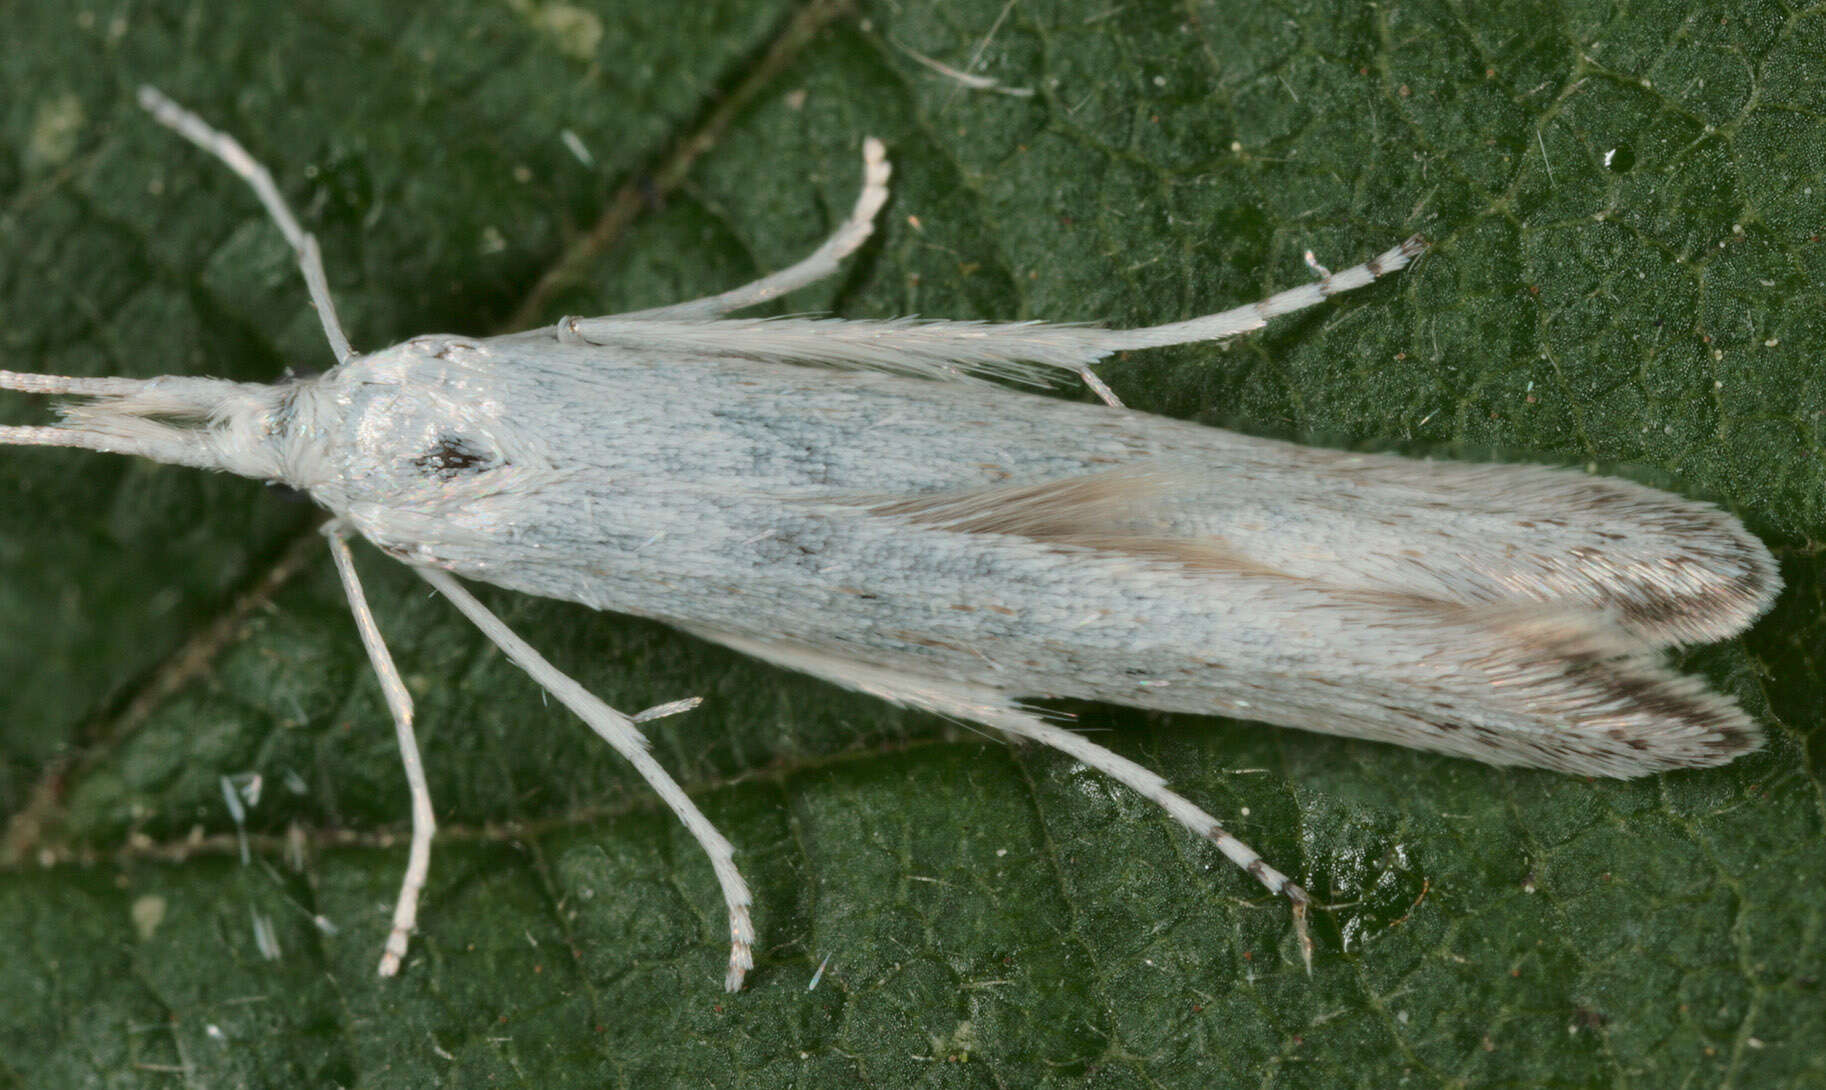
[412,435,499,480]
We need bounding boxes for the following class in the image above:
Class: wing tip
[1547,473,1783,647]
[1459,607,1765,778]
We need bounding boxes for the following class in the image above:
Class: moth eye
[411,434,499,480]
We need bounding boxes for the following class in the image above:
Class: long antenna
[137,86,356,364]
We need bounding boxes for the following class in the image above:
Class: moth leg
[556,236,1425,397]
[609,137,892,321]
[415,567,757,992]
[323,522,436,977]
[1075,366,1125,408]
[1084,234,1427,356]
[684,634,1318,972]
[137,86,356,363]
[947,699,1315,973]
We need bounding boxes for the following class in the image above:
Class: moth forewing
[0,88,1778,990]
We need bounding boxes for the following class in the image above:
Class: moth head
[284,335,528,509]
[2,333,530,517]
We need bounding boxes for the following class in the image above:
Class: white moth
[2,89,1779,991]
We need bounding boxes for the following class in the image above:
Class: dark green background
[1,1,1820,1086]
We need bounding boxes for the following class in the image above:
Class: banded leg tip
[724,940,755,993]
[378,929,412,977]
[1290,898,1315,976]
[856,139,892,215]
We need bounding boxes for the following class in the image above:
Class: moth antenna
[137,85,357,364]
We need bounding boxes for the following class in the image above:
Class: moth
[0,89,1779,991]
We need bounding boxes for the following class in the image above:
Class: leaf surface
[1,1,1820,1086]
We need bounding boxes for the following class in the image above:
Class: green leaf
[2,1,1821,1086]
